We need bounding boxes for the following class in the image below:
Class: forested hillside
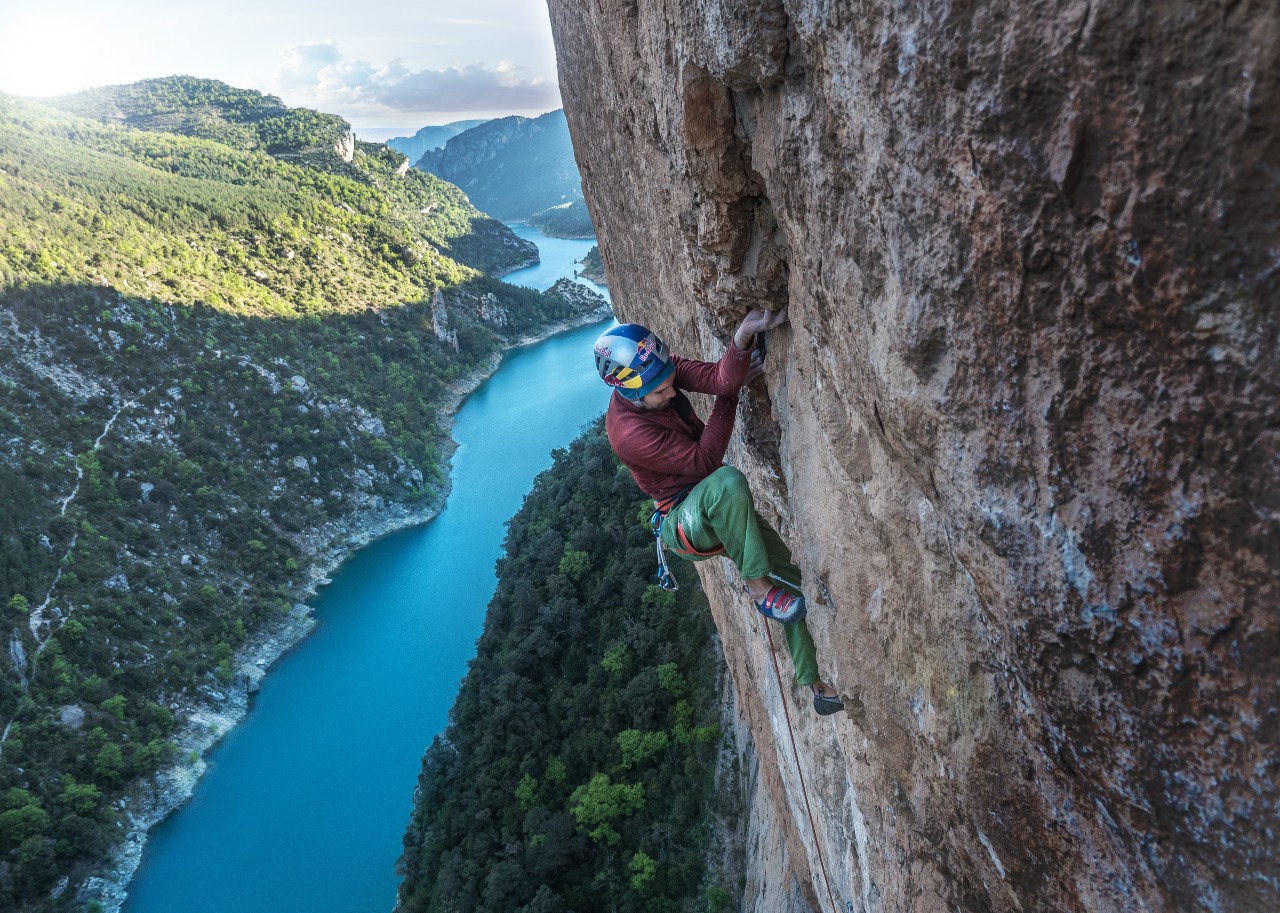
[396,422,740,913]
[0,79,602,911]
[576,246,605,286]
[414,111,592,235]
[40,77,535,277]
[528,201,594,239]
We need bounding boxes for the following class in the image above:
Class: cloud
[272,41,560,118]
[274,42,345,94]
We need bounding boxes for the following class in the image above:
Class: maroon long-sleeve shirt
[605,342,752,511]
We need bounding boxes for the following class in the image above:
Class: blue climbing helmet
[594,323,675,399]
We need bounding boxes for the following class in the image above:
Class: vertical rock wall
[547,1,1279,911]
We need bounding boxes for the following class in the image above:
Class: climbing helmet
[593,323,675,399]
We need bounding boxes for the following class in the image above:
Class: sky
[0,0,563,140]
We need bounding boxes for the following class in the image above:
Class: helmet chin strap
[639,391,674,410]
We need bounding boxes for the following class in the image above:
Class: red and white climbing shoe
[755,586,806,624]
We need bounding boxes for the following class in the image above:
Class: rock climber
[594,311,844,716]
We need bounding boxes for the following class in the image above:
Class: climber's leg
[754,511,821,685]
[757,514,803,593]
[663,466,771,578]
[782,618,820,687]
[662,468,820,686]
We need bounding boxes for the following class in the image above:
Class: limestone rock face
[334,130,356,163]
[547,2,1279,911]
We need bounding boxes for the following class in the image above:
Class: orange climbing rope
[763,620,841,913]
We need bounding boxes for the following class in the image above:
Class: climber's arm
[675,308,788,394]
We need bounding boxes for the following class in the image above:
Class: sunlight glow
[0,1,561,128]
[0,14,107,97]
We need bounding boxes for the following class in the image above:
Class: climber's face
[640,375,677,410]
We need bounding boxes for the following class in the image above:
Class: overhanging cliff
[547,2,1279,911]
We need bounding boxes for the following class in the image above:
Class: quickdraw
[649,509,679,591]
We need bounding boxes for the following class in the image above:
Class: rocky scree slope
[548,1,1279,912]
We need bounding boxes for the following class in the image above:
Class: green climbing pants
[659,465,820,686]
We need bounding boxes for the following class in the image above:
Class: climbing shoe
[755,586,806,624]
[811,685,844,716]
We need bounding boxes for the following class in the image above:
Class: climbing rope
[762,619,841,913]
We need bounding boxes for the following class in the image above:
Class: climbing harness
[649,508,679,591]
[673,520,727,558]
[761,617,841,913]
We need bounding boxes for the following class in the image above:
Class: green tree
[101,694,126,720]
[58,777,102,815]
[641,584,676,611]
[616,729,669,768]
[544,756,567,785]
[515,773,539,811]
[93,741,125,784]
[568,774,645,845]
[600,642,629,678]
[628,850,656,891]
[558,545,591,582]
[705,886,734,912]
[656,662,686,697]
[0,790,50,850]
[214,640,234,683]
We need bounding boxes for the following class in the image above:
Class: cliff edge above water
[547,2,1279,911]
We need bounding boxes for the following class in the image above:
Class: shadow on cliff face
[678,65,795,501]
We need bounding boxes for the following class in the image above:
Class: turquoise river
[122,225,612,912]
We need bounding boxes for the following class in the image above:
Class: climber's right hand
[733,308,789,350]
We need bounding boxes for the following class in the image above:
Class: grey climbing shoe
[811,685,844,716]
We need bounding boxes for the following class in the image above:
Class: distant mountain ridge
[47,77,351,160]
[44,76,535,276]
[414,110,594,234]
[385,120,488,167]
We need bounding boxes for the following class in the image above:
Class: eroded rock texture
[547,1,1279,911]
